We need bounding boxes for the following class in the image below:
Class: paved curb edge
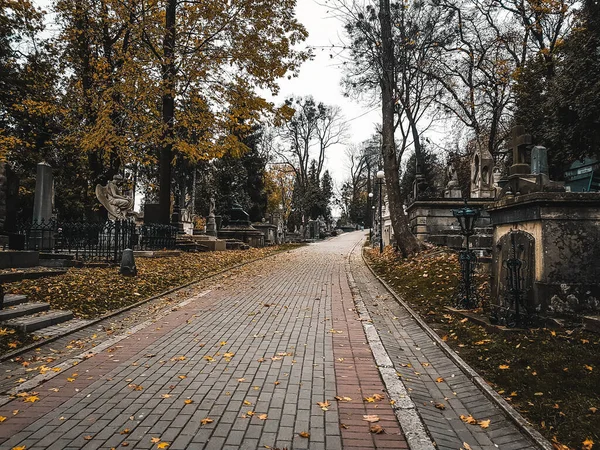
[1,246,299,364]
[346,240,436,450]
[361,248,553,450]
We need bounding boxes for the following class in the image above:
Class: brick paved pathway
[0,233,409,450]
[348,243,540,450]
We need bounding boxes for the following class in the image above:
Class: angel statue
[96,174,134,220]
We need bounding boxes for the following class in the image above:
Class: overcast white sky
[270,0,382,186]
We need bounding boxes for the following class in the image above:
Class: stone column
[32,162,54,250]
[33,162,54,223]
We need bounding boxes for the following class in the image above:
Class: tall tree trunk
[378,0,421,257]
[159,0,176,224]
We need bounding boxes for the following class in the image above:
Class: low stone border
[0,246,298,363]
[362,249,553,450]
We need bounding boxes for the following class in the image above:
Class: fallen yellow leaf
[151,437,161,443]
[298,431,310,438]
[478,419,490,429]
[499,364,510,370]
[317,401,330,411]
[370,424,385,434]
[157,443,170,449]
[582,438,594,450]
[200,418,213,425]
[363,415,380,423]
[184,399,193,405]
[460,415,477,425]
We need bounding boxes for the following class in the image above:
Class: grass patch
[366,247,600,450]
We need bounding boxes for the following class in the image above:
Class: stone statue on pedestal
[96,175,134,220]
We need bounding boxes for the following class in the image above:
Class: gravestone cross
[508,125,532,176]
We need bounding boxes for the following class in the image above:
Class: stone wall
[406,198,494,251]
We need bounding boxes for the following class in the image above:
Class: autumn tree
[54,0,309,223]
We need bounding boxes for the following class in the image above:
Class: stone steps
[5,309,74,333]
[2,294,28,307]
[0,302,50,321]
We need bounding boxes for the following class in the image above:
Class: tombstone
[32,162,55,250]
[497,125,563,199]
[120,248,137,276]
[489,191,600,315]
[33,162,54,224]
[564,158,600,192]
[470,147,495,198]
[217,199,264,247]
[531,146,549,176]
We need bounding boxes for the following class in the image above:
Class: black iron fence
[17,219,176,263]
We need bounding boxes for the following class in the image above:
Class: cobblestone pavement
[0,232,544,450]
[348,244,539,450]
[0,232,408,450]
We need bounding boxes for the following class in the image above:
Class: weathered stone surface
[489,192,600,313]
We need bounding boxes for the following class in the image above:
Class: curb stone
[361,248,553,450]
[346,240,436,450]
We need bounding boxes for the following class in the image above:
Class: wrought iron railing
[490,230,537,328]
[17,219,176,263]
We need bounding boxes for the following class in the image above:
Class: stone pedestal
[488,192,600,314]
[206,213,217,236]
[253,223,277,245]
[406,198,493,250]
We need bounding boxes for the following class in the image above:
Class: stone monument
[443,162,462,198]
[33,162,54,224]
[96,175,135,220]
[206,197,217,236]
[470,146,495,198]
[489,129,600,316]
[218,199,264,247]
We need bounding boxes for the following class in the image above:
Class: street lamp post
[371,205,376,248]
[368,192,374,242]
[376,170,385,253]
[452,200,481,309]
